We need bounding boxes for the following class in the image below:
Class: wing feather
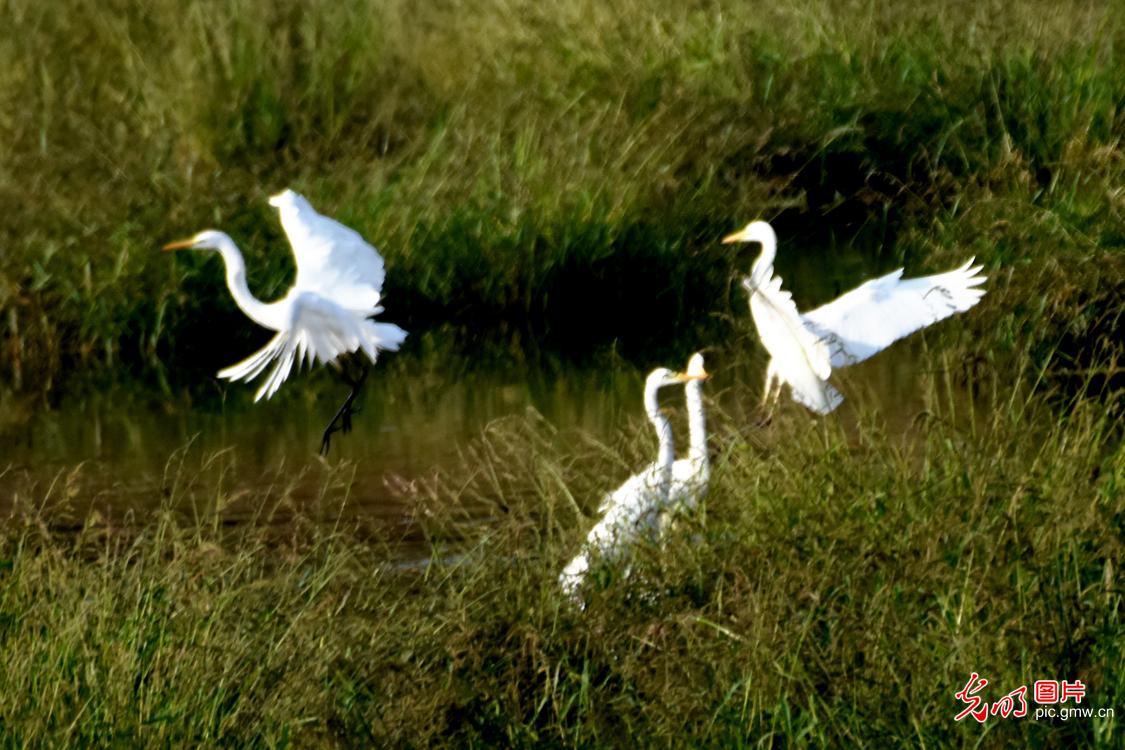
[217,293,407,401]
[745,272,841,413]
[559,461,668,597]
[271,190,388,314]
[802,258,986,367]
[747,274,833,380]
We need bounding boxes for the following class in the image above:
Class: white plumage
[559,366,702,599]
[164,189,407,402]
[801,258,987,367]
[723,220,986,414]
[270,189,387,315]
[743,272,842,414]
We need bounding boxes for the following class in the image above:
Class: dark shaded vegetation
[0,0,1121,398]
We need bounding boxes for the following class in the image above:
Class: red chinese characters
[1061,680,1086,704]
[957,675,1088,722]
[955,673,990,723]
[1034,680,1060,704]
[990,686,1028,719]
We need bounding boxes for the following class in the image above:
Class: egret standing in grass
[723,220,986,414]
[559,366,705,598]
[164,189,407,453]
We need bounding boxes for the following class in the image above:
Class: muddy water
[0,350,642,521]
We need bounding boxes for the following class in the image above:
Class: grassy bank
[0,344,1120,746]
[0,0,1123,393]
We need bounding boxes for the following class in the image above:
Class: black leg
[320,364,370,455]
[337,362,369,432]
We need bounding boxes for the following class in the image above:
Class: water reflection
[0,342,647,519]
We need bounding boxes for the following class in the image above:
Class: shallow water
[0,350,640,521]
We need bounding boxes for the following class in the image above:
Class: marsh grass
[0,0,1123,393]
[0,344,1120,746]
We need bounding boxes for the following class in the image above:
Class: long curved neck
[212,234,279,330]
[750,228,778,288]
[644,382,675,478]
[685,379,708,472]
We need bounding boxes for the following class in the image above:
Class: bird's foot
[342,404,362,433]
[320,418,344,456]
[320,401,357,455]
[320,362,369,455]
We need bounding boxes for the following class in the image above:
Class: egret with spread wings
[723,220,986,414]
[164,189,407,453]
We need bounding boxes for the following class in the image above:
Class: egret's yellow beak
[721,230,744,244]
[162,238,195,251]
[676,370,709,382]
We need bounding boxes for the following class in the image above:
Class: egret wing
[746,274,833,380]
[272,191,387,314]
[802,258,986,367]
[596,462,665,519]
[669,457,708,511]
[746,273,842,413]
[217,292,406,401]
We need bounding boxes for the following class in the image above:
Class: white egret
[723,220,986,414]
[726,222,839,413]
[668,352,710,514]
[559,366,704,598]
[164,189,407,453]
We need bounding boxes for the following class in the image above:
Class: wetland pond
[0,238,981,551]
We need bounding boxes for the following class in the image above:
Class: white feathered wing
[218,190,407,400]
[745,273,842,415]
[800,258,987,367]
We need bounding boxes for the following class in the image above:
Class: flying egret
[668,352,710,514]
[723,220,986,414]
[164,189,407,453]
[559,366,705,598]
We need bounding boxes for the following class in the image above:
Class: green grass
[0,0,1122,392]
[0,347,1120,746]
